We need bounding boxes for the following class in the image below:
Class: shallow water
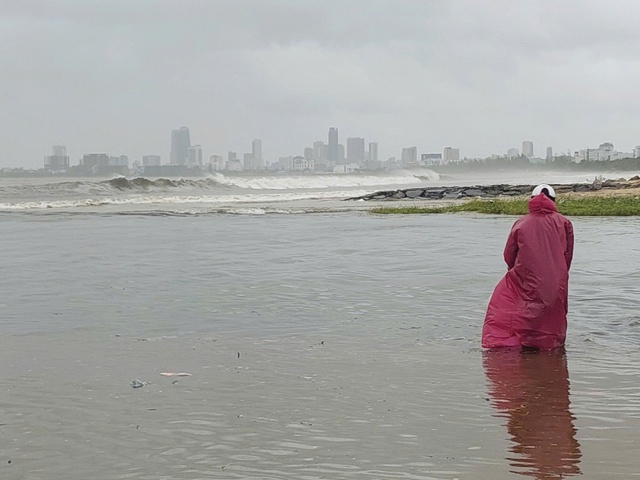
[3,169,640,479]
[1,209,640,478]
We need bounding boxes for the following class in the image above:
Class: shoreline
[345,176,640,202]
[347,178,640,216]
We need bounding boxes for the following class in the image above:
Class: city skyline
[3,1,640,169]
[33,126,640,175]
[31,126,640,173]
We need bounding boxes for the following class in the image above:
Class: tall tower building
[170,127,191,165]
[44,145,70,171]
[368,142,379,163]
[522,141,534,158]
[546,146,553,160]
[347,137,365,165]
[252,139,263,169]
[328,127,339,163]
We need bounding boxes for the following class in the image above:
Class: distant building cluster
[270,128,381,173]
[43,145,130,175]
[573,143,634,163]
[496,141,639,165]
[34,127,640,177]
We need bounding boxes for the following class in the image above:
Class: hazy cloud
[2,0,640,167]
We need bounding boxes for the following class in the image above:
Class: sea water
[1,170,640,479]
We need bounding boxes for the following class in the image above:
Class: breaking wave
[0,169,441,214]
[0,189,377,212]
[0,169,439,197]
[102,170,439,191]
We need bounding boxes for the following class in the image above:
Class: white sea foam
[209,170,438,190]
[225,208,268,215]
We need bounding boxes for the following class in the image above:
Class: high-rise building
[82,153,109,169]
[81,153,116,174]
[421,153,442,165]
[242,153,253,170]
[142,155,162,166]
[347,137,365,165]
[546,147,553,160]
[328,127,339,163]
[313,141,325,161]
[368,142,379,163]
[443,147,460,163]
[522,141,534,158]
[507,148,520,159]
[44,145,70,171]
[252,139,263,169]
[170,127,191,165]
[226,158,243,171]
[276,155,294,171]
[109,155,129,167]
[188,145,203,165]
[304,147,313,160]
[52,145,66,156]
[209,155,225,171]
[401,147,418,167]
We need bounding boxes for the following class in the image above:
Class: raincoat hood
[528,191,558,214]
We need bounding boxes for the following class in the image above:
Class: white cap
[531,184,555,199]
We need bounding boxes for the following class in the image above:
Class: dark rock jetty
[345,176,640,201]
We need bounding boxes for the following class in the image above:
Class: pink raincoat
[482,194,574,350]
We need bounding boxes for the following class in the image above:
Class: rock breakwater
[345,176,640,201]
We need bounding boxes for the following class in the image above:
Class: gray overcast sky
[2,0,640,168]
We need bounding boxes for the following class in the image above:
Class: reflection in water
[483,348,582,478]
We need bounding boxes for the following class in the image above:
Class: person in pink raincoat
[482,184,574,350]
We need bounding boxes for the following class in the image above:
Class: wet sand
[2,329,640,479]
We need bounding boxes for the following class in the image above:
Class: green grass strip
[370,196,640,216]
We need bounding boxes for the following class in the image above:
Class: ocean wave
[0,170,439,199]
[0,177,219,198]
[0,189,376,211]
[104,176,223,191]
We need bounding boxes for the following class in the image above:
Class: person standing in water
[482,184,574,350]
